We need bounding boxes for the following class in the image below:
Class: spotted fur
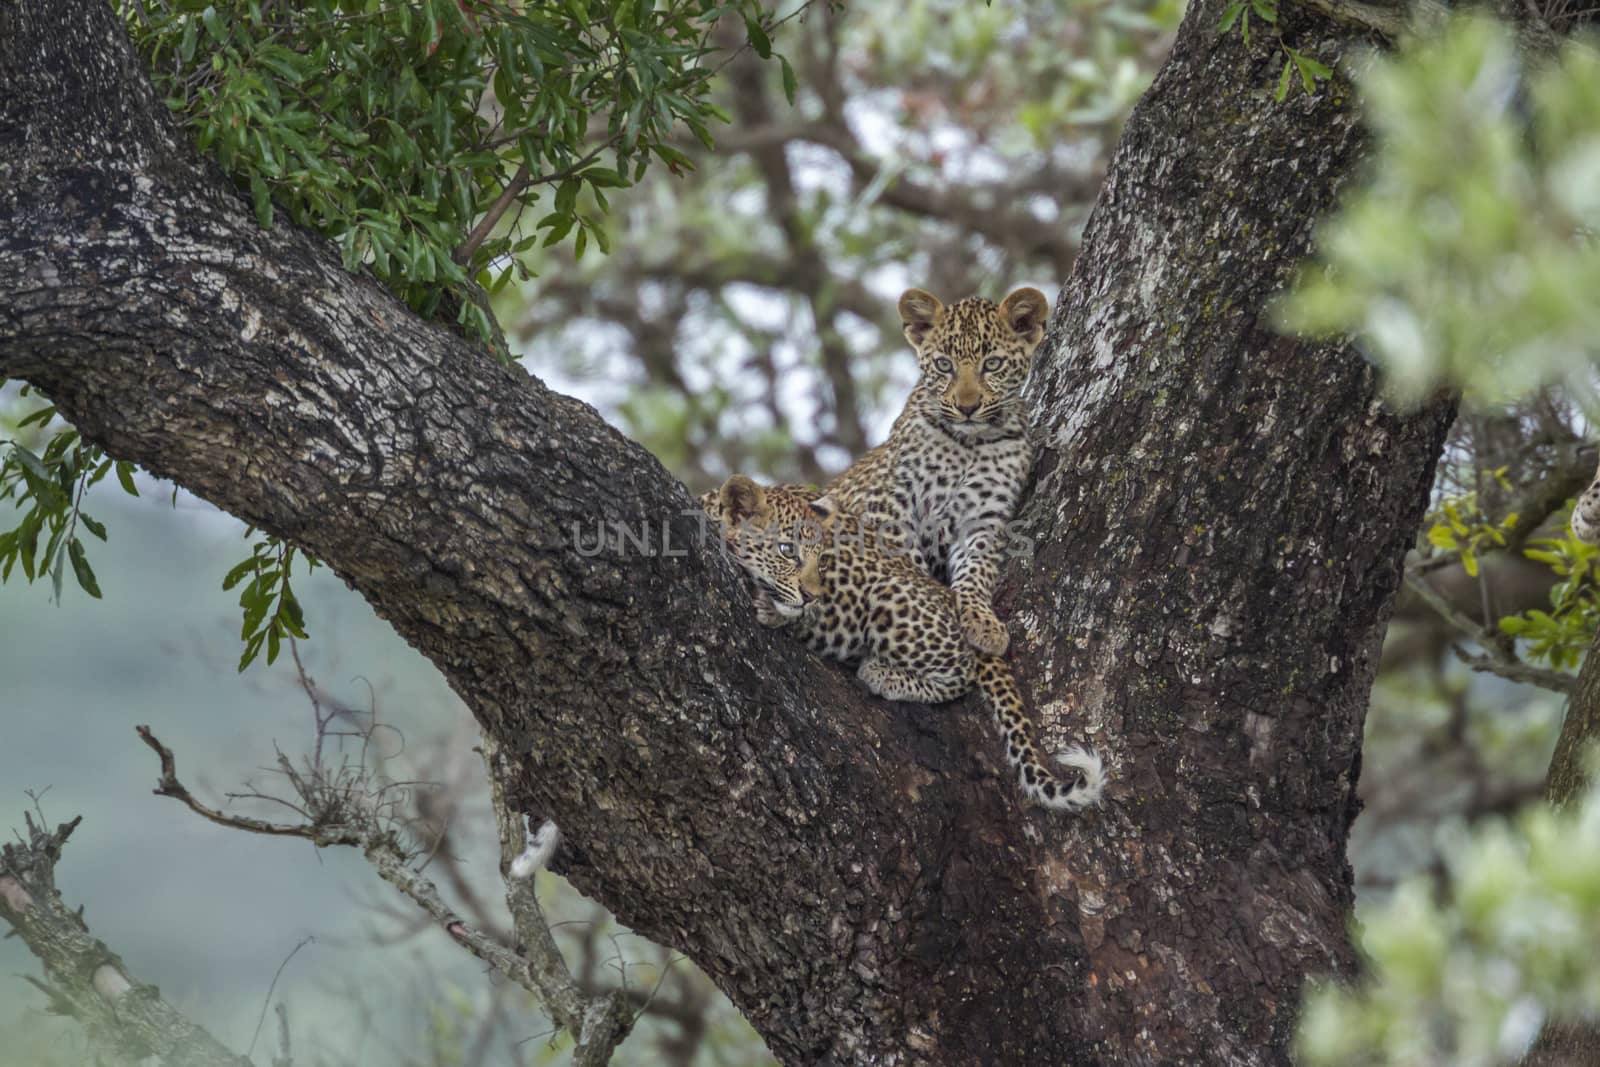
[822,287,1048,656]
[704,477,1105,812]
[1574,467,1600,545]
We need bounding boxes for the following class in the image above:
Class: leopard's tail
[974,655,1105,811]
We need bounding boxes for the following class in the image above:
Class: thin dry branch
[135,722,635,1065]
[1402,570,1575,693]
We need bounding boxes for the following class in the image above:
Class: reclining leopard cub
[702,475,1104,812]
[824,286,1050,656]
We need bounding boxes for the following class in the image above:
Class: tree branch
[1402,570,1574,693]
[135,724,639,1062]
[0,809,255,1067]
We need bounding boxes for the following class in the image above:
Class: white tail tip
[510,818,561,879]
[1036,744,1106,811]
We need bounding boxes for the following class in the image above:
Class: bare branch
[1402,570,1575,693]
[136,721,637,1063]
[135,724,365,845]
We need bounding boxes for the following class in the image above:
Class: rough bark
[1,1,1453,1064]
[989,6,1456,1060]
[1546,629,1600,810]
[1528,654,1600,1064]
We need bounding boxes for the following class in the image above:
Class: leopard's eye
[778,542,797,559]
[934,357,954,374]
[982,356,1004,373]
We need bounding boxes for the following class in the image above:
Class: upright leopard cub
[824,287,1048,657]
[704,475,1104,812]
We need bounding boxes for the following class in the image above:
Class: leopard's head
[899,287,1049,434]
[706,476,828,619]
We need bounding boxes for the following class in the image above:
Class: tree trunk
[0,1,1452,1063]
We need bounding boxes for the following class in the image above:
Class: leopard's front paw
[961,604,1009,655]
[753,595,788,628]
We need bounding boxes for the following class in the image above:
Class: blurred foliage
[1421,484,1600,671]
[1302,752,1600,1067]
[1295,15,1600,1064]
[505,0,1182,487]
[1280,16,1600,409]
[1423,483,1519,580]
[1499,525,1600,671]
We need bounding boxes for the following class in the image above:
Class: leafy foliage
[1300,752,1600,1067]
[0,390,310,670]
[1215,0,1333,101]
[223,534,316,671]
[1419,479,1600,672]
[1500,523,1600,671]
[119,0,782,355]
[1280,17,1600,408]
[1423,485,1519,581]
[0,392,134,605]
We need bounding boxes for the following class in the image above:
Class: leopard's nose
[955,402,979,418]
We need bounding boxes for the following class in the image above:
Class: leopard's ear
[898,288,944,348]
[809,495,837,520]
[999,287,1049,346]
[719,475,769,525]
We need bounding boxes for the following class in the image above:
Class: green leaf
[200,6,225,43]
[255,45,306,84]
[115,460,139,497]
[222,555,258,591]
[250,175,274,228]
[555,178,580,216]
[1276,59,1293,102]
[16,405,56,429]
[779,55,797,106]
[238,630,266,672]
[744,15,771,59]
[79,514,107,542]
[542,214,575,246]
[67,538,102,598]
[1218,1,1245,32]
[179,18,198,63]
[581,167,627,188]
[278,591,308,638]
[1298,54,1333,79]
[8,444,51,483]
[1293,52,1315,95]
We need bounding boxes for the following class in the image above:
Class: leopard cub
[823,287,1050,657]
[703,475,1104,812]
